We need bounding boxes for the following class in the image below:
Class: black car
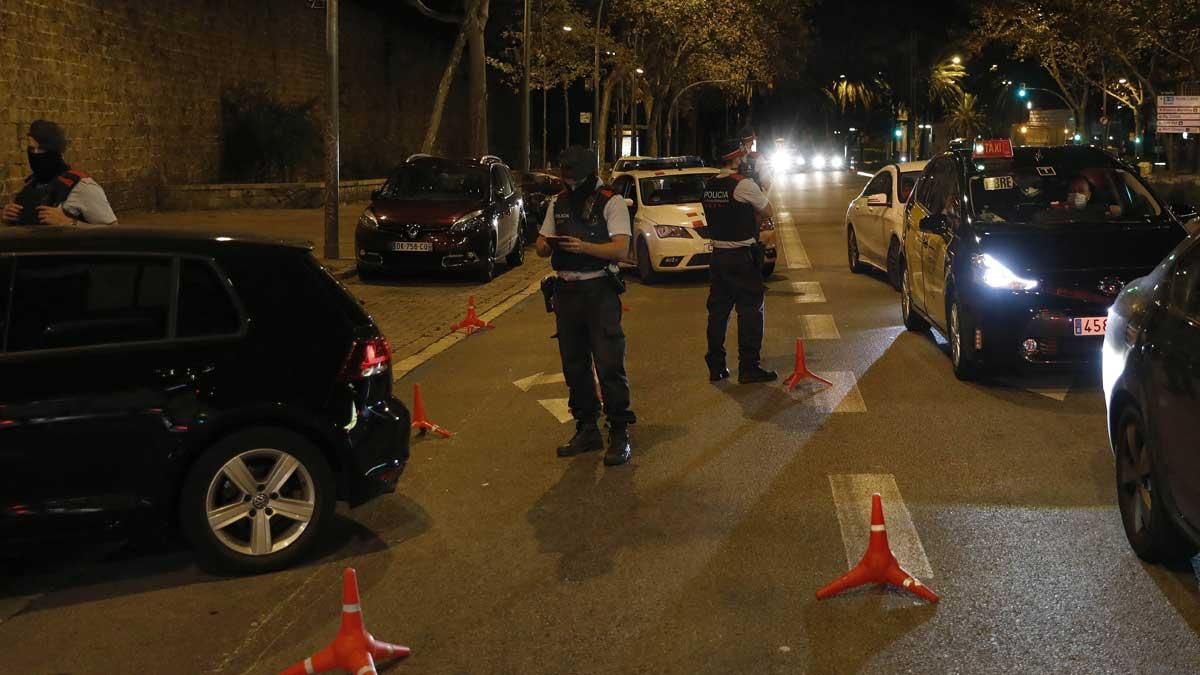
[0,228,410,573]
[898,142,1188,380]
[513,169,565,240]
[355,155,526,282]
[1103,232,1200,563]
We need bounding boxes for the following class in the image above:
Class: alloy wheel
[1118,417,1154,538]
[950,303,961,367]
[205,448,316,557]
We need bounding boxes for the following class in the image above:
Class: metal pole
[592,0,605,168]
[323,0,340,260]
[520,0,531,172]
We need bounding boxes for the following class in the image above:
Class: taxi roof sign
[972,139,1013,159]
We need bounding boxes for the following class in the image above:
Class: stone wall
[0,0,471,211]
[160,178,385,210]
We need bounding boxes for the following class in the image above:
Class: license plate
[390,242,433,252]
[704,241,714,253]
[1073,316,1107,336]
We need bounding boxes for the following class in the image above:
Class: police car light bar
[972,139,1013,159]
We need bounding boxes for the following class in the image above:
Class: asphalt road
[4,170,1200,674]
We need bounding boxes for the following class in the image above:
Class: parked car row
[847,139,1200,571]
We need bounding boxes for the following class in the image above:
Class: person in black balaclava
[2,120,118,226]
[534,147,636,467]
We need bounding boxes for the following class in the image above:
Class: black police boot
[556,422,604,457]
[709,365,731,382]
[603,423,632,466]
[738,365,779,384]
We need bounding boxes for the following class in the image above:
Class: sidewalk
[119,205,552,366]
[120,204,367,278]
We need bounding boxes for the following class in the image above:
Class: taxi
[898,140,1188,380]
[609,165,777,283]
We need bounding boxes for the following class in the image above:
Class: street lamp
[635,67,644,74]
[951,55,962,65]
[562,25,572,31]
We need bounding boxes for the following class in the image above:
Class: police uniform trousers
[554,277,636,425]
[705,246,766,370]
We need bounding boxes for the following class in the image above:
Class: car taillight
[341,337,391,380]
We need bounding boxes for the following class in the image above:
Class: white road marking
[537,398,574,424]
[798,314,841,340]
[512,371,567,392]
[997,374,1074,401]
[783,370,865,413]
[393,279,543,380]
[828,473,934,579]
[789,281,826,303]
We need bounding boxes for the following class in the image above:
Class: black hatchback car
[899,141,1188,380]
[1103,232,1200,564]
[355,155,526,282]
[0,228,410,574]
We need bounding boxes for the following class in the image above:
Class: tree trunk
[645,96,658,157]
[542,86,548,169]
[422,18,469,153]
[466,0,490,156]
[563,80,570,149]
[595,70,621,166]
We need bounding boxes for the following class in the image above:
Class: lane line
[394,279,542,380]
[798,314,841,340]
[789,281,826,303]
[828,473,934,579]
[997,374,1074,401]
[537,398,574,424]
[513,371,566,392]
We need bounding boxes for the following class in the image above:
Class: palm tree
[946,92,988,139]
[822,78,879,114]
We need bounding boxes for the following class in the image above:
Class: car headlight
[450,209,487,234]
[812,155,827,169]
[654,224,692,239]
[358,209,379,230]
[795,154,806,166]
[974,253,1038,291]
[830,156,844,169]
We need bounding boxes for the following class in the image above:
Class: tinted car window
[638,174,710,205]
[382,162,488,201]
[611,175,634,199]
[178,259,242,338]
[1170,241,1200,320]
[899,171,921,203]
[492,166,514,197]
[8,255,171,352]
[864,172,890,199]
[970,165,1162,226]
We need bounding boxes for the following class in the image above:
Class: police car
[609,165,777,283]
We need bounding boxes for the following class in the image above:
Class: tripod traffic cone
[279,568,411,675]
[450,295,492,335]
[815,493,939,604]
[410,383,453,438]
[783,337,833,391]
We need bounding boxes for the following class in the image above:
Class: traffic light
[1017,85,1028,98]
[894,128,903,139]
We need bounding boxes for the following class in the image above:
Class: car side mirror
[919,213,948,235]
[866,193,889,207]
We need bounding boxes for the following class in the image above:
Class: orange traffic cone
[279,568,411,675]
[411,384,453,438]
[815,494,939,604]
[450,295,492,335]
[783,337,832,391]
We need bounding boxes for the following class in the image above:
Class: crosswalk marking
[828,473,933,579]
[789,281,826,303]
[512,371,566,392]
[798,314,840,340]
[783,370,865,413]
[537,399,574,424]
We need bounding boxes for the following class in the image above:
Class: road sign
[579,112,592,124]
[1157,96,1200,134]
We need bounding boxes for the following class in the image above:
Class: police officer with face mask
[701,139,777,383]
[2,120,118,227]
[535,147,635,466]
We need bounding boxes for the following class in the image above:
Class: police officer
[2,120,118,227]
[535,147,635,466]
[701,139,777,384]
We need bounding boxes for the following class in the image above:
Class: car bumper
[962,287,1113,367]
[356,227,490,272]
[645,236,716,272]
[340,395,411,506]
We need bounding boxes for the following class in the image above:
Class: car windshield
[899,171,920,203]
[970,165,1162,225]
[639,175,711,205]
[382,163,488,200]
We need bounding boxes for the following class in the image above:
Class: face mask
[28,149,64,182]
[1068,192,1088,209]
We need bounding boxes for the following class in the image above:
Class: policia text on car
[701,139,777,384]
[535,147,635,467]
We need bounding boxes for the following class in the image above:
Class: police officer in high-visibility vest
[701,139,777,383]
[535,147,634,466]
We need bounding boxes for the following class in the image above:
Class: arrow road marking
[512,371,566,392]
[829,473,933,579]
[537,398,574,424]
